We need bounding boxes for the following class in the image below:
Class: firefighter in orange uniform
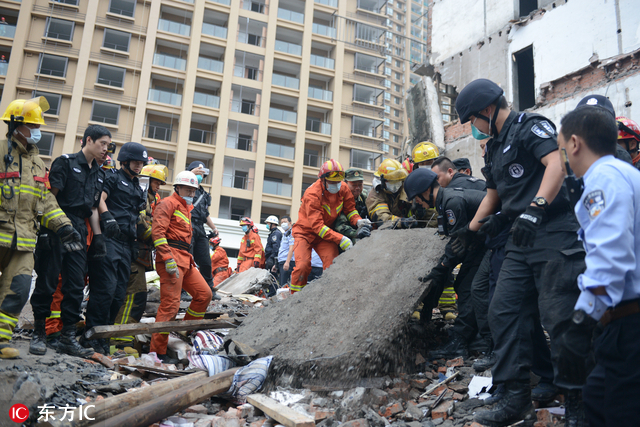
[150,171,212,364]
[290,159,371,293]
[236,217,263,273]
[210,236,231,286]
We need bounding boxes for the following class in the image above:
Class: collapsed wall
[226,228,447,387]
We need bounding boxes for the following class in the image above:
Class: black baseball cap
[576,95,615,118]
[452,158,471,171]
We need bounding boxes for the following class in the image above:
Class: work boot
[181,290,193,301]
[473,351,497,372]
[0,341,19,359]
[483,383,506,406]
[531,379,558,403]
[29,319,47,355]
[79,334,106,355]
[46,332,61,351]
[157,353,179,365]
[428,333,469,359]
[58,326,95,358]
[99,338,111,356]
[210,287,221,301]
[563,389,586,427]
[444,311,457,321]
[473,381,536,427]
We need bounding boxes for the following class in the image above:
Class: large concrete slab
[226,228,447,385]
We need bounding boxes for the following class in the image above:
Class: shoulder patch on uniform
[508,163,524,178]
[468,177,479,182]
[518,113,526,123]
[531,121,554,139]
[272,235,277,242]
[121,180,129,186]
[62,154,69,158]
[583,190,605,219]
[445,209,456,226]
[72,167,81,173]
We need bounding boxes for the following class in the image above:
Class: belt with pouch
[167,239,192,252]
[600,298,640,327]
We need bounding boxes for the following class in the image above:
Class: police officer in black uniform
[404,168,487,358]
[83,142,147,354]
[30,125,110,358]
[453,79,586,426]
[432,156,487,191]
[187,161,220,300]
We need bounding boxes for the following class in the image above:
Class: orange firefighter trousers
[290,236,338,292]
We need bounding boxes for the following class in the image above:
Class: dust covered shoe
[531,380,558,402]
[473,351,497,372]
[79,334,107,355]
[29,319,47,355]
[46,332,61,350]
[482,383,505,406]
[428,333,469,359]
[0,341,19,359]
[473,381,536,427]
[444,312,457,320]
[58,326,95,358]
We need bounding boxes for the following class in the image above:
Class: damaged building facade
[410,0,640,174]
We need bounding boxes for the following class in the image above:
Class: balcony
[269,108,297,124]
[272,73,299,90]
[314,0,337,7]
[198,57,224,73]
[263,181,292,197]
[310,54,334,69]
[275,40,302,56]
[238,32,266,47]
[306,118,331,135]
[277,8,304,24]
[189,128,215,145]
[0,25,16,39]
[231,100,259,116]
[194,92,220,109]
[158,19,191,37]
[227,135,255,151]
[312,23,336,38]
[223,173,253,190]
[153,53,186,71]
[266,142,294,160]
[308,87,333,102]
[209,0,231,5]
[234,65,262,82]
[148,88,182,106]
[242,0,268,14]
[144,124,176,142]
[0,62,7,76]
[202,22,227,39]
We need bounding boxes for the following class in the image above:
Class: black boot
[531,379,558,403]
[564,389,586,427]
[210,287,221,301]
[100,338,111,356]
[29,319,47,355]
[483,383,506,406]
[46,332,61,350]
[428,333,469,359]
[79,333,107,355]
[473,381,536,427]
[473,351,497,372]
[58,326,95,358]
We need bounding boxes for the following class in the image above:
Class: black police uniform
[483,111,585,387]
[31,151,104,327]
[422,187,486,344]
[190,186,214,289]
[87,168,145,329]
[264,227,283,272]
[449,172,487,191]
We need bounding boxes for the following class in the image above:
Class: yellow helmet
[1,97,49,126]
[412,141,439,164]
[140,164,169,184]
[374,159,409,181]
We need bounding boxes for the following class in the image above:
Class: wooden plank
[420,372,460,398]
[247,394,316,427]
[85,318,240,339]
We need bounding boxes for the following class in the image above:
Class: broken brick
[186,405,209,414]
[210,417,226,427]
[534,408,554,427]
[437,366,447,373]
[452,393,464,400]
[379,402,403,417]
[415,353,426,365]
[448,383,469,393]
[314,410,335,421]
[431,385,447,396]
[446,357,464,367]
[222,408,240,419]
[369,388,389,407]
[431,401,454,419]
[341,418,370,427]
[410,379,431,389]
[250,420,265,427]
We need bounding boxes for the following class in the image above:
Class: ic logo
[9,404,29,423]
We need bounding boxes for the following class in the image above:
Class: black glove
[400,216,417,229]
[206,230,218,239]
[555,311,596,388]
[478,213,510,238]
[88,234,107,259]
[56,225,83,252]
[511,205,546,247]
[254,260,260,268]
[265,259,274,271]
[356,225,371,239]
[37,232,53,252]
[100,211,120,239]
[450,225,477,257]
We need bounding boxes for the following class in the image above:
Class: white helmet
[174,171,199,188]
[265,215,279,225]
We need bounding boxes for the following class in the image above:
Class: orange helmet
[209,236,221,246]
[318,159,345,182]
[401,158,414,173]
[239,217,254,227]
[617,117,640,142]
[102,155,115,170]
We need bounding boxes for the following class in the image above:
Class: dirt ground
[228,228,448,386]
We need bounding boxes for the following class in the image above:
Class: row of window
[52,0,137,17]
[46,17,133,54]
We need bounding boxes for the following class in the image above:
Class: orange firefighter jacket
[237,228,263,264]
[210,246,229,273]
[293,179,362,245]
[152,192,194,268]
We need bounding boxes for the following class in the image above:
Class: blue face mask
[471,117,491,140]
[326,181,341,194]
[196,174,203,184]
[242,225,249,233]
[182,196,193,205]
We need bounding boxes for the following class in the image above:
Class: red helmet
[401,158,414,174]
[617,117,640,142]
[209,236,221,246]
[239,217,254,227]
[318,159,345,182]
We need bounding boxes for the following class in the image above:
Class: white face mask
[326,181,341,194]
[17,128,41,145]
[386,181,402,194]
[281,222,290,231]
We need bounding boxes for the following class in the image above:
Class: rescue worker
[264,215,282,277]
[453,78,586,426]
[616,116,640,168]
[366,159,422,229]
[452,158,473,176]
[335,168,370,242]
[111,164,168,349]
[404,168,486,358]
[150,171,212,363]
[401,158,413,173]
[290,159,370,293]
[278,216,294,288]
[187,161,220,300]
[0,97,83,359]
[555,105,640,426]
[236,217,263,273]
[86,142,147,354]
[210,236,231,287]
[30,125,109,358]
[431,156,486,191]
[412,141,439,169]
